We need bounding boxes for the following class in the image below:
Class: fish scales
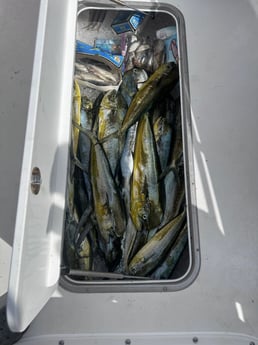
[168,102,183,171]
[73,122,126,266]
[120,216,137,274]
[63,212,79,269]
[75,59,120,86]
[121,62,179,134]
[130,113,163,231]
[79,95,94,171]
[120,123,138,218]
[119,68,148,107]
[171,160,185,218]
[91,141,125,266]
[128,210,186,276]
[153,116,173,172]
[78,95,95,208]
[72,80,81,159]
[97,89,127,176]
[118,69,148,218]
[77,232,92,272]
[90,140,126,240]
[151,224,188,279]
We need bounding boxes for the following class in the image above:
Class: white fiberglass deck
[2,0,258,344]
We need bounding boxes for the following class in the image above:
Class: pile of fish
[63,44,188,280]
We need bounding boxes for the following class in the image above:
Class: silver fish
[162,169,178,225]
[76,225,92,272]
[171,159,185,218]
[121,63,179,135]
[63,210,79,269]
[79,95,94,171]
[151,224,188,279]
[130,113,163,231]
[97,89,127,176]
[119,68,148,107]
[128,40,141,52]
[73,122,126,266]
[120,122,138,218]
[128,210,186,276]
[75,59,120,86]
[120,216,138,274]
[153,116,173,172]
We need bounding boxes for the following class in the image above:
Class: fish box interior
[61,3,199,292]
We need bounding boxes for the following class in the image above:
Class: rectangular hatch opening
[60,1,200,293]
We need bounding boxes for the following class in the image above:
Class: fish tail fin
[72,120,99,145]
[98,130,121,144]
[74,207,93,245]
[159,163,176,179]
[159,151,184,183]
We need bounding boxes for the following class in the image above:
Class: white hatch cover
[6,0,77,332]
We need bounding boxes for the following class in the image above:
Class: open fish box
[61,2,200,292]
[7,0,199,333]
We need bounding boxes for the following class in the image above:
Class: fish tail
[72,156,88,172]
[98,129,121,144]
[159,151,184,184]
[159,165,178,182]
[74,207,93,246]
[72,120,98,145]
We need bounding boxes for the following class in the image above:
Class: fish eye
[131,267,137,274]
[141,214,147,220]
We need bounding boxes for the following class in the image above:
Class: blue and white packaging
[156,26,178,63]
[76,40,124,68]
[111,11,145,34]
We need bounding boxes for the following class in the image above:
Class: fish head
[119,69,141,105]
[128,40,141,53]
[101,89,117,109]
[151,62,178,91]
[96,203,117,241]
[133,68,148,85]
[133,53,148,69]
[138,200,151,228]
[129,255,146,276]
[130,199,149,231]
[138,209,149,224]
[164,63,180,87]
[108,89,118,102]
[121,68,148,91]
[163,62,177,75]
[81,96,93,111]
[151,62,177,82]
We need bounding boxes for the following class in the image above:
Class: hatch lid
[6,0,77,332]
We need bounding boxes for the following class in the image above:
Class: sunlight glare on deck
[201,152,225,236]
[235,301,246,323]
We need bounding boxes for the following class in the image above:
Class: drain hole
[31,167,41,195]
